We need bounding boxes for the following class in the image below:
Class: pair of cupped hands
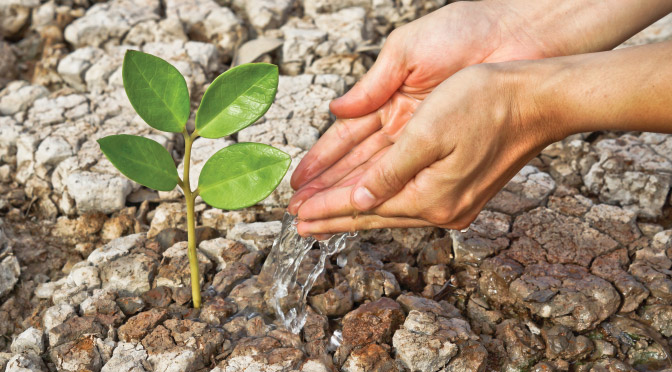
[286,1,612,237]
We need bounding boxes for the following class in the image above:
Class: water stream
[261,212,356,334]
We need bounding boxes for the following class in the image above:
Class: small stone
[116,296,146,316]
[148,203,186,239]
[199,238,250,271]
[541,325,593,360]
[342,297,405,349]
[10,327,44,355]
[99,253,158,296]
[34,136,73,167]
[48,316,105,348]
[417,237,452,267]
[392,311,459,372]
[0,81,48,115]
[66,171,133,214]
[508,207,619,267]
[118,308,168,343]
[88,233,145,266]
[423,265,449,286]
[496,319,545,371]
[154,228,187,251]
[141,286,172,308]
[5,353,47,372]
[342,343,397,372]
[0,255,20,298]
[100,342,149,372]
[212,262,252,296]
[309,277,354,317]
[43,304,77,333]
[201,209,255,231]
[49,335,103,372]
[226,221,282,254]
[67,265,101,290]
[199,297,237,326]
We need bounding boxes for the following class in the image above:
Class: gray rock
[67,265,101,290]
[217,336,304,371]
[245,0,294,32]
[200,209,256,231]
[10,328,44,355]
[155,241,212,289]
[281,22,327,70]
[192,6,245,58]
[198,237,250,271]
[43,304,77,333]
[237,119,319,150]
[65,171,133,214]
[226,221,282,254]
[57,47,104,91]
[100,253,158,296]
[34,136,73,167]
[314,7,370,47]
[88,233,145,266]
[0,255,20,298]
[0,81,48,116]
[147,203,186,239]
[5,353,47,372]
[392,311,459,372]
[64,0,160,48]
[101,342,150,372]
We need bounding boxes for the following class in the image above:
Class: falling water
[262,213,356,334]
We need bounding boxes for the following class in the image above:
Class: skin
[289,0,672,236]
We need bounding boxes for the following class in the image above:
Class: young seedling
[98,50,291,308]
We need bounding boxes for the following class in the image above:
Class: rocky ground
[1,0,672,371]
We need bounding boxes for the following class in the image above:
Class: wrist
[499,59,576,146]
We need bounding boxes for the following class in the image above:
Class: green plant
[98,50,291,308]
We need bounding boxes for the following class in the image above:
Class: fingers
[287,131,392,214]
[296,214,431,236]
[350,120,442,212]
[329,36,408,118]
[290,114,382,190]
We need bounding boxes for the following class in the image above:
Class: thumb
[330,40,408,118]
[351,126,440,211]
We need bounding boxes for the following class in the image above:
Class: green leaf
[195,63,278,139]
[122,50,190,133]
[198,143,291,209]
[97,134,179,191]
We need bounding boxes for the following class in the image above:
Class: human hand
[291,63,559,235]
[288,1,553,211]
[288,0,672,215]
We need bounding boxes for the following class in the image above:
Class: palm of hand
[288,1,550,232]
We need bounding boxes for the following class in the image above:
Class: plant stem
[182,129,201,309]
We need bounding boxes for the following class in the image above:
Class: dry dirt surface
[2,1,672,372]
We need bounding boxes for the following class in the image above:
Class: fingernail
[353,186,376,210]
[289,199,303,215]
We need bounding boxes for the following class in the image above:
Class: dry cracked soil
[1,1,672,372]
